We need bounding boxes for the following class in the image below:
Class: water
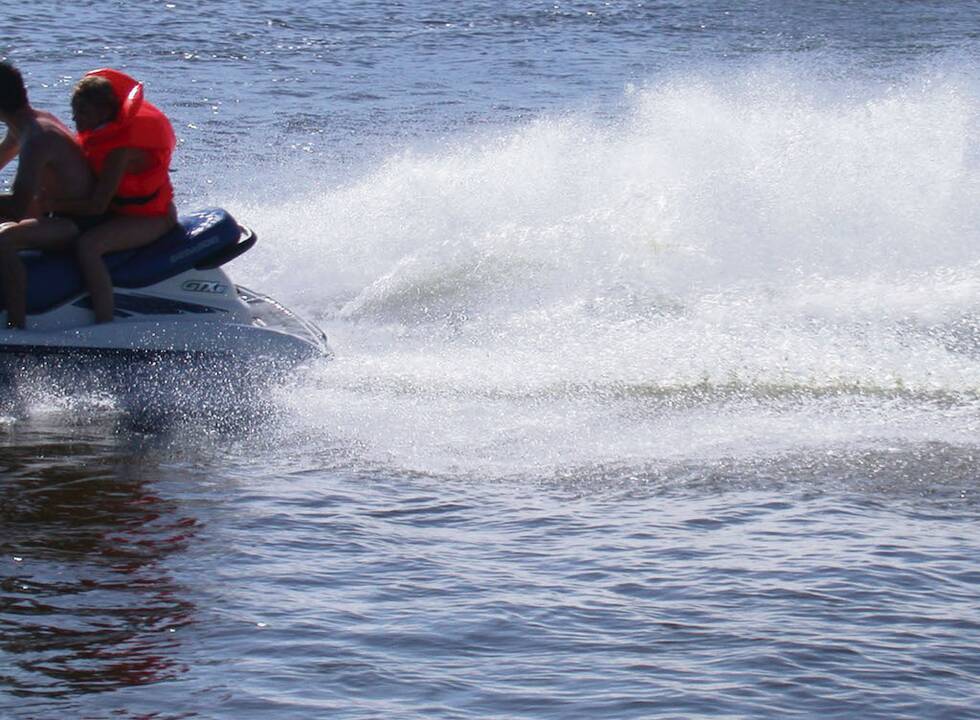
[2,2,980,717]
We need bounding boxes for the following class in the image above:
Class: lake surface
[2,2,979,717]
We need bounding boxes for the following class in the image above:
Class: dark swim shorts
[46,212,111,233]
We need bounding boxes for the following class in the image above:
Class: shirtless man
[0,61,95,328]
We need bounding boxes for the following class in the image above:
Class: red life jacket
[76,68,176,217]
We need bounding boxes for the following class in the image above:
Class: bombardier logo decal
[182,280,228,294]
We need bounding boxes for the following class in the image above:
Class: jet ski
[0,208,330,373]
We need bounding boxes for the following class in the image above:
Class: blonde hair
[72,75,120,120]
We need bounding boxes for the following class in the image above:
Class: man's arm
[0,127,22,221]
[0,133,19,172]
[0,135,43,220]
[0,127,20,173]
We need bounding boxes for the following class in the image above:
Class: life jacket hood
[76,68,176,216]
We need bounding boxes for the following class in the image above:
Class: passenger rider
[49,69,177,324]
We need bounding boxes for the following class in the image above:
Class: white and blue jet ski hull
[0,209,330,370]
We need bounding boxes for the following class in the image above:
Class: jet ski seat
[0,208,254,315]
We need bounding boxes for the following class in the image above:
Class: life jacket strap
[112,187,161,206]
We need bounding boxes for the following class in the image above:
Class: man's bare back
[0,108,93,221]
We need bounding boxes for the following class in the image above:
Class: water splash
[222,63,980,476]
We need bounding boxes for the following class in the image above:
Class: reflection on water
[0,418,198,704]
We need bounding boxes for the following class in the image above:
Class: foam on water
[209,62,980,477]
